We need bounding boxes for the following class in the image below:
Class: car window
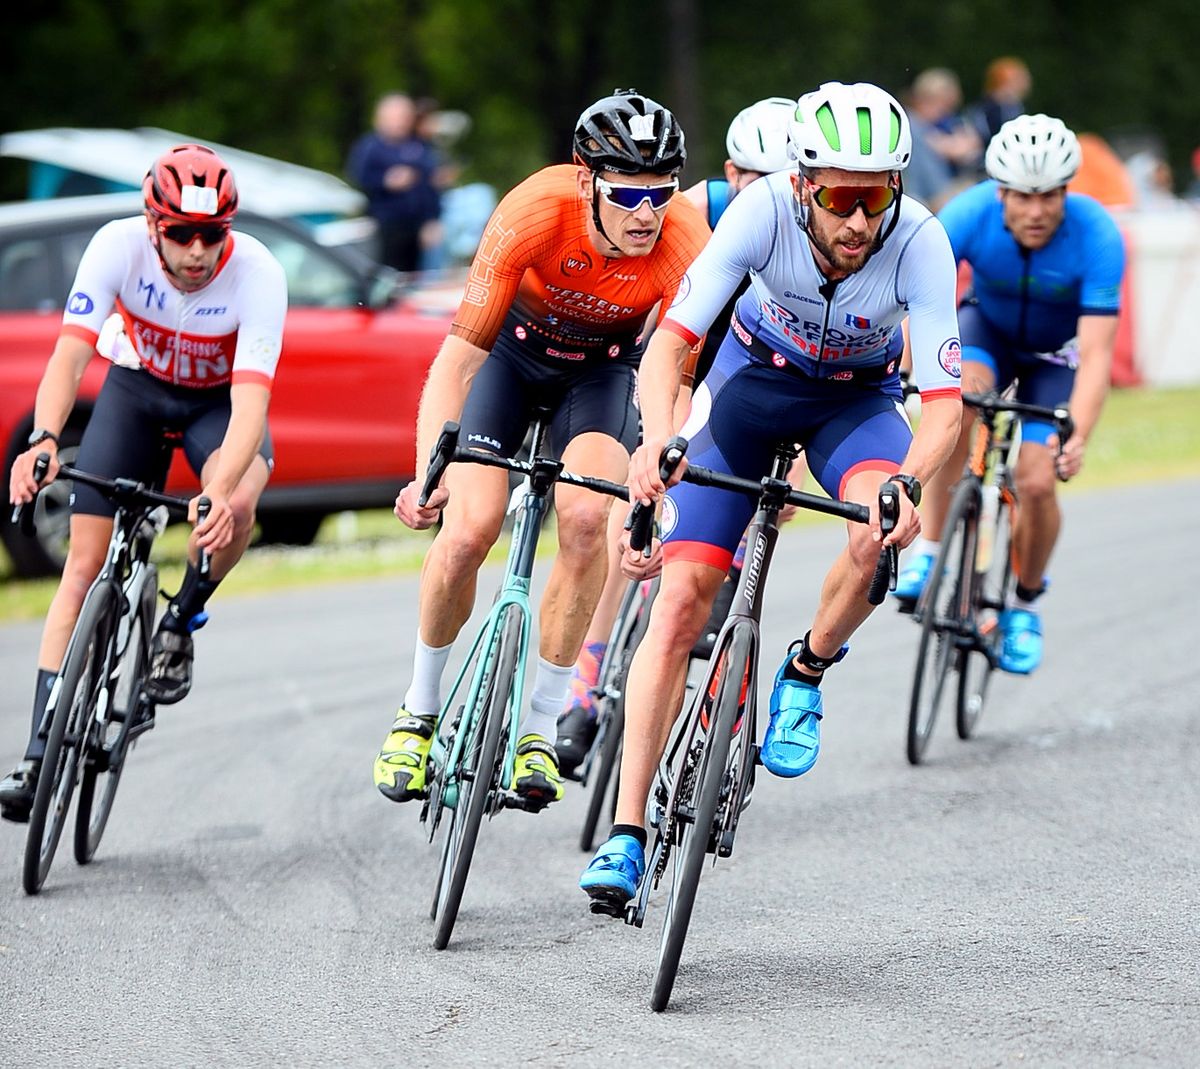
[0,237,58,311]
[233,220,360,309]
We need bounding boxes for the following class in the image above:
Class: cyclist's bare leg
[612,559,725,827]
[195,452,271,581]
[1011,441,1060,589]
[538,432,629,666]
[35,515,112,669]
[919,360,995,539]
[416,459,509,648]
[578,503,637,649]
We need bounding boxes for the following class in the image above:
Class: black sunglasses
[161,222,230,247]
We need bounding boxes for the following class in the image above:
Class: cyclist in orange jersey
[372,90,709,809]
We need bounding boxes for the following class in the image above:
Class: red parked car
[0,192,458,576]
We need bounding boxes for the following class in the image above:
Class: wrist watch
[27,428,60,448]
[889,473,922,506]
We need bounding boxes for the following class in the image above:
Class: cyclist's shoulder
[937,179,999,224]
[1063,191,1123,242]
[497,164,577,216]
[84,215,150,254]
[661,192,711,252]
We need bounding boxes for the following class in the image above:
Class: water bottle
[977,483,1000,574]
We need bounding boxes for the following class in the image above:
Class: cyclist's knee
[1017,462,1057,504]
[847,523,880,574]
[654,578,715,651]
[554,498,610,558]
[436,518,500,572]
[229,496,258,540]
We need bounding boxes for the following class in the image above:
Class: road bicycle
[413,411,632,950]
[607,436,899,1011]
[905,389,1073,765]
[12,454,206,894]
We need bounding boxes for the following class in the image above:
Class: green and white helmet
[788,81,912,172]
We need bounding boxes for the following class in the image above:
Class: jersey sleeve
[60,220,131,345]
[897,216,962,400]
[660,179,772,345]
[230,241,288,388]
[450,177,555,350]
[1077,198,1125,315]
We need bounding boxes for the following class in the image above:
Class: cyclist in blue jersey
[579,82,964,909]
[555,97,794,777]
[892,114,1125,675]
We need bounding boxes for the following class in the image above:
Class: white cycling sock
[403,636,454,718]
[909,537,939,560]
[519,657,573,742]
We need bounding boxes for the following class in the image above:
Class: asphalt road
[1,478,1197,1068]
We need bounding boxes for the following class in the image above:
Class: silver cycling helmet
[985,113,1081,193]
[788,81,912,172]
[726,97,795,173]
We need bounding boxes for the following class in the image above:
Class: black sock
[1015,581,1046,603]
[782,656,822,687]
[161,563,220,634]
[24,668,56,761]
[609,823,647,848]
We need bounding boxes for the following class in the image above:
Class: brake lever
[11,452,52,535]
[867,481,900,605]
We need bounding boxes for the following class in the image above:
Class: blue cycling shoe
[998,608,1043,674]
[761,654,824,778]
[893,552,933,602]
[580,834,645,916]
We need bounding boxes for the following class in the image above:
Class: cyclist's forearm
[414,334,488,477]
[898,394,962,483]
[33,335,96,436]
[639,330,691,442]
[207,383,270,497]
[1068,346,1112,444]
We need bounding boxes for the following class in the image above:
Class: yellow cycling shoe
[373,712,436,802]
[511,734,564,809]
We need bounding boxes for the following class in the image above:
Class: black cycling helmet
[572,88,686,176]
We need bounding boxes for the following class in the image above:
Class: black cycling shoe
[144,629,194,705]
[554,705,598,780]
[0,759,41,824]
[691,573,738,660]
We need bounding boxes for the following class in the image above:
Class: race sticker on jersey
[67,292,94,315]
[659,494,680,538]
[938,337,963,378]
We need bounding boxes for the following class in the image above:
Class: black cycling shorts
[459,328,640,460]
[70,365,274,518]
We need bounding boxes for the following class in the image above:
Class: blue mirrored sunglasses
[596,177,678,212]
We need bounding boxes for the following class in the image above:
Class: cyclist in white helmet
[580,82,963,911]
[893,114,1125,675]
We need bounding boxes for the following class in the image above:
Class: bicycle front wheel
[907,480,977,766]
[651,627,750,1012]
[23,582,117,894]
[75,564,157,864]
[432,604,521,950]
[958,491,1015,739]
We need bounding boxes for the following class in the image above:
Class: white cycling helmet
[726,97,795,173]
[985,113,1081,193]
[788,81,911,172]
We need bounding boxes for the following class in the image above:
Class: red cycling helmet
[143,144,238,223]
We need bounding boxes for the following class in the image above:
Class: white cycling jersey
[61,217,287,390]
[663,170,961,399]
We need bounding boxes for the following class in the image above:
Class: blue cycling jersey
[938,180,1124,353]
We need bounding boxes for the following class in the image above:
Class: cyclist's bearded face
[580,169,675,258]
[146,216,228,291]
[799,168,894,276]
[1000,187,1066,250]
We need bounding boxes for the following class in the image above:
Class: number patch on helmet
[180,186,220,216]
[628,114,656,142]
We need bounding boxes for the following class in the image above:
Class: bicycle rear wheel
[23,582,117,894]
[432,605,521,950]
[907,480,977,766]
[650,627,749,1012]
[75,565,157,864]
[958,492,1015,739]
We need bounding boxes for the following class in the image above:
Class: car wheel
[255,510,326,546]
[1,427,82,578]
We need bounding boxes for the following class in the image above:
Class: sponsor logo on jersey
[784,290,822,306]
[845,313,872,329]
[67,291,94,315]
[466,432,502,451]
[660,495,679,538]
[938,337,962,378]
[546,348,586,361]
[560,249,594,277]
[614,273,639,282]
[194,306,228,316]
[772,353,787,368]
[676,275,692,302]
[731,315,752,347]
[137,277,168,311]
[514,325,527,341]
[831,370,854,381]
[608,344,621,359]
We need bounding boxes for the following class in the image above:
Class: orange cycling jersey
[452,164,710,356]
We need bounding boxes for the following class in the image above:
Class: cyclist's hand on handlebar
[9,444,59,506]
[395,479,447,530]
[618,528,663,580]
[874,484,922,549]
[628,436,686,506]
[190,490,235,552]
[1050,432,1085,481]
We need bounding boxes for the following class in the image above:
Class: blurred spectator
[346,92,442,272]
[1125,150,1188,210]
[966,57,1032,148]
[904,68,982,210]
[1070,133,1136,209]
[1187,148,1200,201]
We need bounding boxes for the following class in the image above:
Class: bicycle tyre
[650,627,749,1012]
[907,480,977,766]
[23,582,117,894]
[432,605,521,950]
[957,492,1015,739]
[75,564,157,864]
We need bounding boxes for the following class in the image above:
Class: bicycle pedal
[895,597,917,616]
[587,890,628,918]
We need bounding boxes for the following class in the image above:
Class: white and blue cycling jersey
[655,170,961,570]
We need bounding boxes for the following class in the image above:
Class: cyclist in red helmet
[1,144,288,823]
